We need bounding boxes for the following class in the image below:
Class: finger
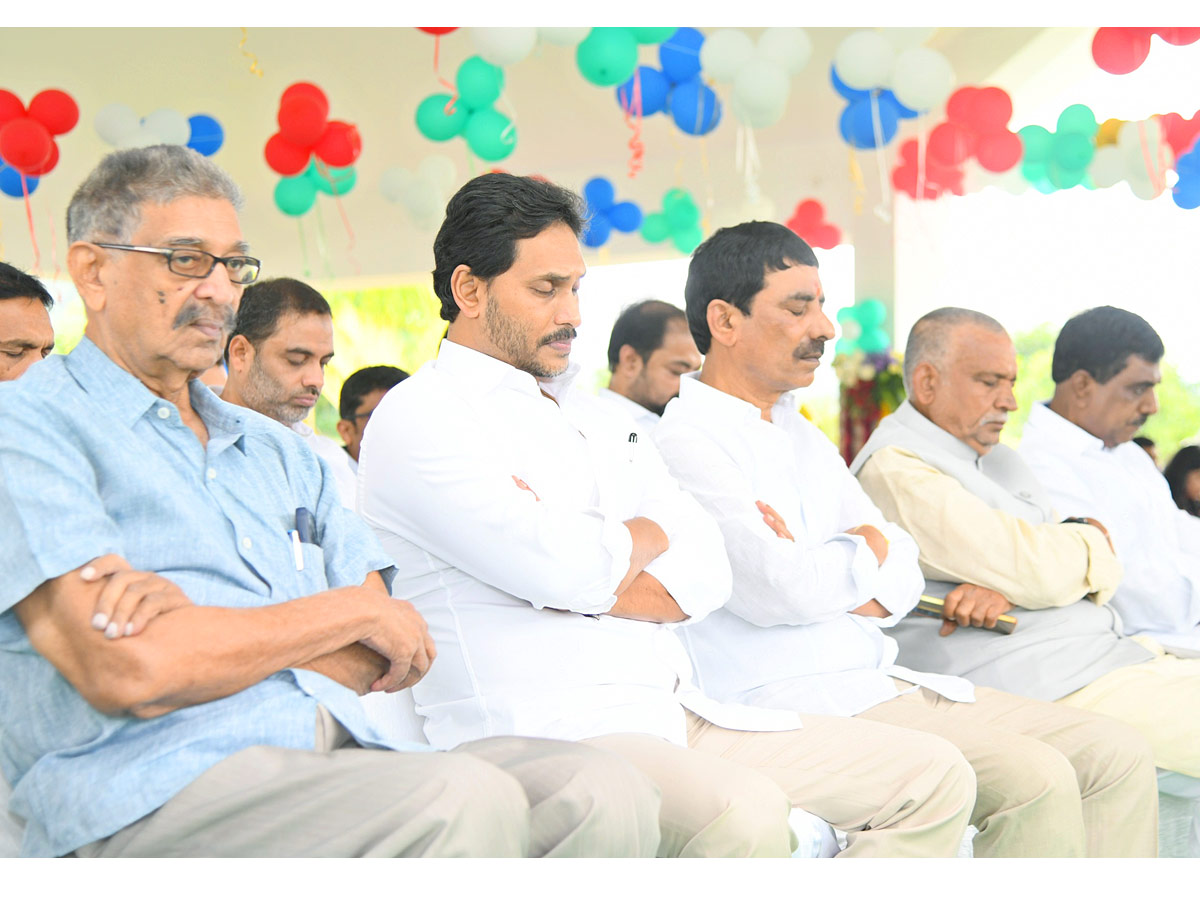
[423,630,438,664]
[954,597,975,626]
[939,619,958,636]
[92,569,147,633]
[126,589,188,636]
[982,607,1000,628]
[106,575,165,639]
[942,586,964,619]
[80,554,131,583]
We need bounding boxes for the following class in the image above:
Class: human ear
[911,361,939,406]
[617,343,644,376]
[226,335,254,374]
[705,299,740,349]
[450,265,484,321]
[68,242,107,313]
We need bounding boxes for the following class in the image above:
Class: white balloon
[1088,145,1125,189]
[740,195,778,221]
[834,30,895,91]
[402,178,444,222]
[732,60,791,129]
[699,28,755,83]
[757,27,812,77]
[889,47,954,113]
[537,27,589,47]
[1127,174,1163,201]
[380,167,414,204]
[881,27,937,50]
[417,154,457,193]
[94,102,140,146]
[142,108,190,145]
[471,27,538,67]
[116,127,159,149]
[1117,118,1174,176]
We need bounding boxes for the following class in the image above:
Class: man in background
[337,365,409,475]
[0,262,55,382]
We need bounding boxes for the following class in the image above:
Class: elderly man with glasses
[0,146,663,858]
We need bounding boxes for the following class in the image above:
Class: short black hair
[1164,444,1200,516]
[432,173,585,323]
[1051,306,1164,385]
[684,221,819,354]
[1132,435,1156,450]
[606,300,687,371]
[339,365,409,420]
[0,262,53,309]
[226,277,331,361]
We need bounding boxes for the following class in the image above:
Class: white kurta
[1021,402,1200,652]
[357,341,803,750]
[594,387,662,435]
[653,375,975,717]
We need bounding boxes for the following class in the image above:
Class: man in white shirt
[221,277,358,506]
[0,262,55,382]
[336,365,408,476]
[1021,306,1200,654]
[597,299,700,433]
[360,173,979,857]
[653,222,1158,857]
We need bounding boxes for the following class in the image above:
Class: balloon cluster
[1091,28,1200,75]
[1088,118,1175,201]
[785,199,841,250]
[275,160,358,217]
[1158,110,1200,158]
[640,188,703,254]
[577,27,678,88]
[891,138,966,200]
[700,28,812,129]
[1174,144,1200,210]
[0,88,78,195]
[1019,104,1099,193]
[381,155,459,229]
[415,56,516,161]
[927,86,1023,172]
[836,299,890,355]
[581,177,643,248]
[835,30,955,115]
[95,104,224,155]
[832,65,915,149]
[265,84,361,217]
[614,29,723,137]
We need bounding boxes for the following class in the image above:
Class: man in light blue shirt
[0,145,661,858]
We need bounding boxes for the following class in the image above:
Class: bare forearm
[295,642,390,696]
[607,572,687,623]
[615,517,670,596]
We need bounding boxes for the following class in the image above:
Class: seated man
[220,277,356,506]
[1020,306,1200,653]
[598,299,700,433]
[336,364,408,482]
[0,146,662,858]
[0,262,55,381]
[850,306,1200,787]
[653,223,1158,858]
[361,172,981,858]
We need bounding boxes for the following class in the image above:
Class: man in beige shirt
[851,307,1200,783]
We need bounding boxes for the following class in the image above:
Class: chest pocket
[294,541,329,595]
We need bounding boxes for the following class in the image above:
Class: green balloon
[663,189,700,230]
[415,93,469,142]
[1047,162,1085,190]
[465,108,516,161]
[855,299,887,330]
[457,56,505,110]
[576,28,639,87]
[1020,159,1047,184]
[1056,104,1097,137]
[1052,132,1094,171]
[859,327,890,354]
[631,27,677,44]
[274,175,316,216]
[306,161,357,196]
[640,211,671,242]
[672,224,704,254]
[1017,125,1053,164]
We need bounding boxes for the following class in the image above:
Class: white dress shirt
[595,387,662,434]
[1021,402,1200,651]
[357,340,802,750]
[653,375,975,717]
[290,421,358,510]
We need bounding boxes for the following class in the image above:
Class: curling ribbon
[619,70,645,179]
[239,28,264,78]
[433,36,460,116]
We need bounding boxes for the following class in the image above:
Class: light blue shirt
[0,338,420,858]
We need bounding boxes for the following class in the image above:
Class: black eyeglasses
[95,243,262,285]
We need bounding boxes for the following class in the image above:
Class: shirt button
[157,407,170,419]
[241,537,253,550]
[206,468,217,481]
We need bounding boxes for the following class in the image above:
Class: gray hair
[902,307,1008,394]
[66,145,243,243]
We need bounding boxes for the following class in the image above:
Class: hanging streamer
[22,175,40,271]
[297,218,312,280]
[848,149,866,216]
[46,209,61,284]
[312,200,335,281]
[620,69,645,179]
[915,127,927,203]
[867,92,893,223]
[433,35,460,116]
[735,125,763,209]
[1136,119,1168,196]
[698,137,715,233]
[496,90,518,146]
[239,28,264,78]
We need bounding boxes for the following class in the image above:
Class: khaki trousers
[856,683,1159,857]
[75,709,661,858]
[1058,650,1200,778]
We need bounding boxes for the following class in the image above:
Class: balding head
[903,307,1017,456]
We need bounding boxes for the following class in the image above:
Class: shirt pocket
[295,541,329,594]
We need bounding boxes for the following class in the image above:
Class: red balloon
[27,89,79,136]
[264,132,311,175]
[0,90,24,126]
[928,121,977,167]
[789,199,824,231]
[1159,111,1200,158]
[24,139,59,176]
[1092,27,1152,75]
[281,83,330,122]
[418,27,458,35]
[975,130,1023,172]
[278,95,327,147]
[0,117,54,174]
[945,87,981,124]
[314,120,361,167]
[809,224,841,250]
[970,87,1014,133]
[1154,28,1200,46]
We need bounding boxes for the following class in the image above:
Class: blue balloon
[583,177,615,212]
[581,212,612,248]
[880,90,919,120]
[659,26,704,85]
[668,78,721,136]
[608,200,643,233]
[831,65,870,102]
[0,163,37,198]
[615,66,671,117]
[187,114,224,156]
[838,96,900,149]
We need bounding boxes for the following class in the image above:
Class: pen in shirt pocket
[627,432,638,462]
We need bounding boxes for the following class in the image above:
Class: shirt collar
[599,388,660,422]
[892,400,982,465]
[1027,401,1108,454]
[675,372,770,426]
[435,338,582,400]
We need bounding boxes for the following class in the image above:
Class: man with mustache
[220,277,357,507]
[1020,307,1200,654]
[359,174,982,857]
[0,146,666,858]
[849,307,1200,827]
[652,223,1159,857]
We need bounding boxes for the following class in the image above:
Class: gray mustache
[173,303,235,332]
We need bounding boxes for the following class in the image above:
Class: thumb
[80,554,131,581]
[939,620,958,637]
